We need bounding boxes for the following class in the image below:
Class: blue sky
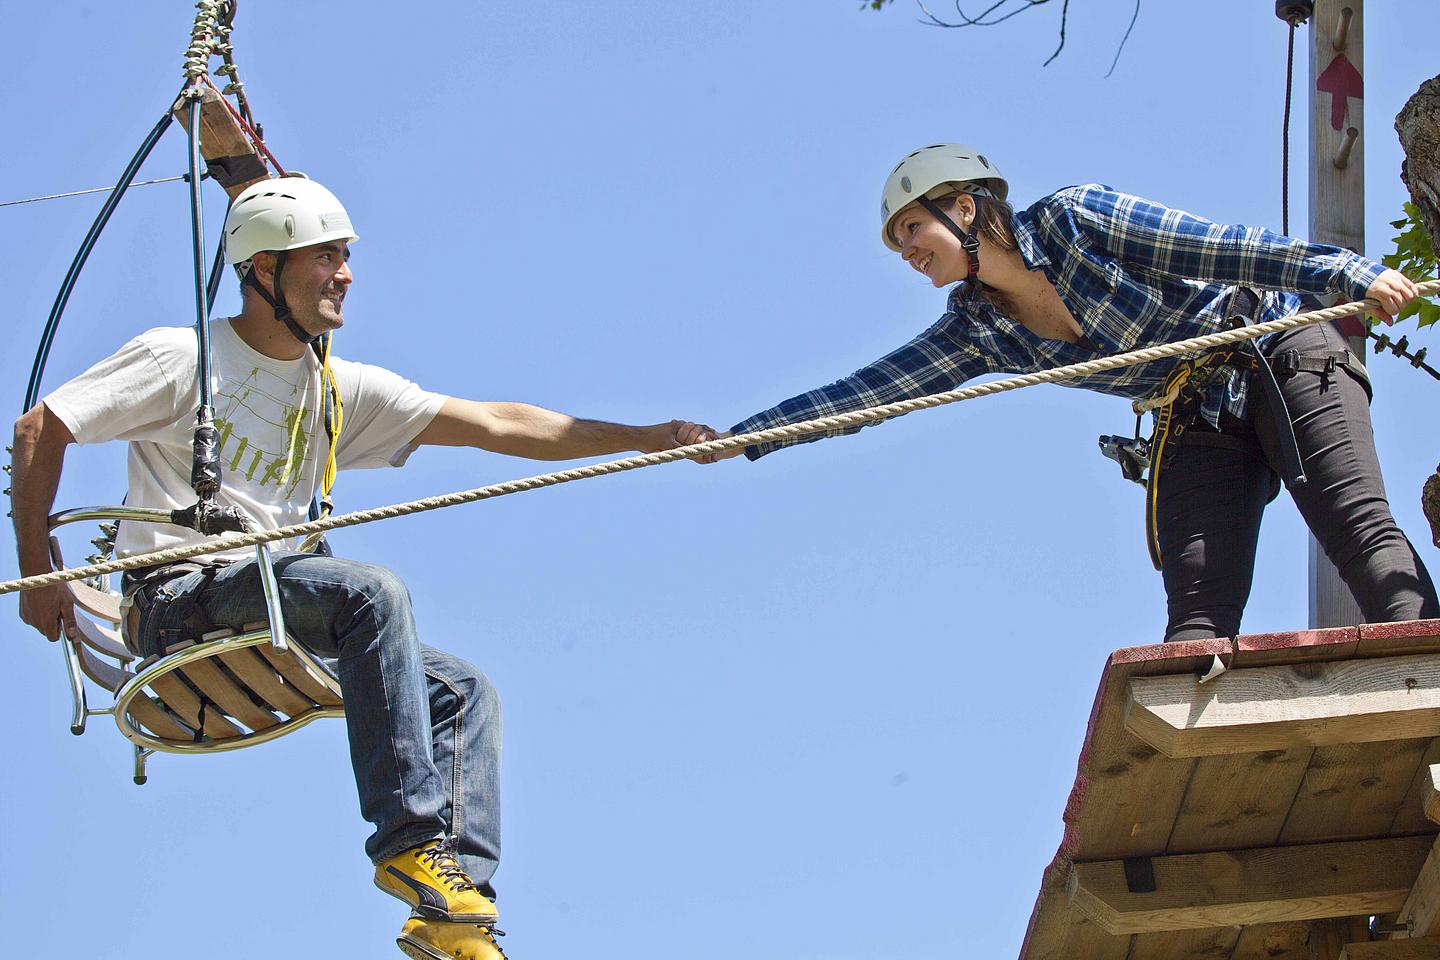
[1,2,1436,958]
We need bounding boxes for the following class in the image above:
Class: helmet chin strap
[244,251,321,344]
[917,195,982,287]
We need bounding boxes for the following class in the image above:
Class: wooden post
[1310,916,1372,960]
[1307,0,1367,629]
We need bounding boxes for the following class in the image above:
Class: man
[12,175,697,960]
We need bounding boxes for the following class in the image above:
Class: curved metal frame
[112,628,342,754]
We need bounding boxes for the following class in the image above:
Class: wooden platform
[1020,619,1440,960]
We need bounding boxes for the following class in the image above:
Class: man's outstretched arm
[414,398,696,460]
[11,403,80,642]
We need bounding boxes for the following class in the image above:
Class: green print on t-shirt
[213,366,313,499]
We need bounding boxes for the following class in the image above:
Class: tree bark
[1397,74,1440,257]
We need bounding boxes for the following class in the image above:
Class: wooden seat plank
[217,649,314,717]
[74,642,130,692]
[146,673,244,739]
[73,613,134,662]
[177,660,280,732]
[64,579,122,623]
[256,643,344,707]
[125,696,196,742]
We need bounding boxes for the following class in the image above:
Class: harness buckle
[1273,348,1301,379]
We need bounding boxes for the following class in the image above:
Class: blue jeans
[134,553,503,896]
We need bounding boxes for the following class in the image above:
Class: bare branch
[916,0,1051,29]
[1041,0,1069,66]
[1104,0,1141,78]
[902,0,1141,75]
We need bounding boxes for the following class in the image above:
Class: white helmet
[224,175,358,269]
[880,145,1007,252]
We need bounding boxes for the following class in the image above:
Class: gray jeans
[1157,320,1439,642]
[134,553,503,896]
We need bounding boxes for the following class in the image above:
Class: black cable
[24,90,186,413]
[1282,22,1296,236]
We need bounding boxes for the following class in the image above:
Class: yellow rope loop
[2,281,1435,597]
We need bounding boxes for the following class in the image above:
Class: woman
[687,144,1437,641]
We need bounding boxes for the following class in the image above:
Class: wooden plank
[1427,765,1440,827]
[1126,655,1440,758]
[125,696,195,743]
[172,85,269,199]
[73,613,133,662]
[1018,880,1134,960]
[1226,921,1313,960]
[147,673,244,739]
[216,649,314,718]
[1063,641,1228,862]
[1165,748,1312,854]
[1358,622,1440,660]
[1127,926,1240,960]
[74,641,129,692]
[1279,740,1432,844]
[256,643,344,708]
[1231,627,1359,669]
[1339,942,1440,960]
[1390,745,1440,836]
[1311,917,1380,960]
[64,579,121,623]
[1066,835,1429,935]
[1399,835,1440,939]
[177,660,280,732]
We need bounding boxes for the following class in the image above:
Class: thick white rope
[3,281,1435,597]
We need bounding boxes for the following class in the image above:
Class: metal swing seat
[47,507,344,784]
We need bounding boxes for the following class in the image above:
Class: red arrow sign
[1316,53,1363,130]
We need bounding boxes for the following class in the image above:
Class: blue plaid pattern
[733,184,1384,458]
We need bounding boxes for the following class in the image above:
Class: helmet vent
[900,175,912,194]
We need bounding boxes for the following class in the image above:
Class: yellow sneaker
[396,917,507,960]
[374,838,499,922]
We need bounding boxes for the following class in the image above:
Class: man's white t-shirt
[45,318,446,562]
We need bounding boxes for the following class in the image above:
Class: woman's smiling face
[893,195,974,288]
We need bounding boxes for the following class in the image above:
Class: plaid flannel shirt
[733,184,1385,459]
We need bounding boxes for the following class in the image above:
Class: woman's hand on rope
[675,422,744,464]
[1365,269,1423,325]
[18,583,79,644]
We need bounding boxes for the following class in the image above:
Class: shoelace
[479,924,507,960]
[417,839,480,893]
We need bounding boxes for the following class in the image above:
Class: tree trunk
[1425,465,1440,548]
[1396,74,1440,257]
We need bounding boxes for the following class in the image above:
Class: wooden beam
[1426,765,1440,827]
[1398,835,1440,940]
[1307,0,1367,628]
[1066,836,1430,935]
[1124,654,1440,758]
[172,85,269,199]
[1339,941,1440,960]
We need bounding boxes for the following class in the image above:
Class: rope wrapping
[3,282,1434,597]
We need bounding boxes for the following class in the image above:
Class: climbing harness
[6,281,1435,599]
